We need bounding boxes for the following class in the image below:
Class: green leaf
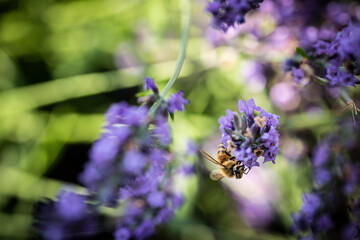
[136,91,150,98]
[296,47,310,59]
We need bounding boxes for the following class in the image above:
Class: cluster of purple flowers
[34,77,191,240]
[218,98,280,168]
[292,134,360,240]
[34,190,99,240]
[289,23,360,88]
[206,0,264,32]
[203,0,360,238]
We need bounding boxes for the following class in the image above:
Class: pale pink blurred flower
[270,82,301,111]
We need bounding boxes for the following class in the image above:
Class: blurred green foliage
[0,0,340,239]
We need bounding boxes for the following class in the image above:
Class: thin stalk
[149,0,191,116]
[339,88,352,104]
[339,88,358,127]
[313,75,329,85]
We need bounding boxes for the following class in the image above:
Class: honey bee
[199,143,250,181]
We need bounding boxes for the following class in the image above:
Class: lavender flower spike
[206,0,264,32]
[167,90,190,113]
[144,77,159,95]
[34,76,193,239]
[219,98,280,168]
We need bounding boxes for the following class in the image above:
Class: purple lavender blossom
[315,214,333,232]
[314,40,332,55]
[147,191,166,208]
[259,109,280,129]
[33,190,98,240]
[153,117,172,146]
[56,190,87,221]
[186,140,198,155]
[121,105,149,126]
[313,169,331,187]
[167,90,190,114]
[35,77,192,239]
[206,0,264,32]
[134,220,155,240]
[218,98,280,168]
[106,102,129,126]
[238,98,261,117]
[336,23,360,62]
[312,140,330,167]
[90,137,122,164]
[286,23,360,88]
[341,224,358,240]
[115,227,131,240]
[292,131,360,239]
[292,67,306,85]
[301,193,321,221]
[144,77,159,95]
[122,150,147,175]
[234,147,259,167]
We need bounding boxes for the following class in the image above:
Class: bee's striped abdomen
[217,142,231,164]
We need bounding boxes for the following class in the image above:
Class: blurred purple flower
[312,141,330,167]
[341,224,358,240]
[269,82,301,111]
[287,23,360,88]
[134,220,155,240]
[115,228,131,240]
[90,137,121,164]
[206,0,264,32]
[122,150,147,175]
[147,191,166,208]
[35,77,191,240]
[315,214,333,232]
[122,105,149,126]
[144,77,159,95]
[186,140,198,155]
[292,131,360,239]
[314,40,332,55]
[302,193,321,221]
[153,118,171,146]
[179,164,196,175]
[106,102,129,125]
[240,61,267,93]
[34,190,98,240]
[56,190,87,221]
[313,169,331,187]
[167,90,190,114]
[292,67,306,85]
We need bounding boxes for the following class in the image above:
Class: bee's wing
[210,169,225,181]
[199,149,225,167]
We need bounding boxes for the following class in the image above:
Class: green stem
[313,75,329,85]
[339,87,357,126]
[339,87,352,104]
[149,0,191,116]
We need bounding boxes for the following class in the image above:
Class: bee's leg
[243,167,251,175]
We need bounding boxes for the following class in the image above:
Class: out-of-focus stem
[313,75,329,85]
[339,88,352,104]
[149,0,191,116]
[339,88,358,126]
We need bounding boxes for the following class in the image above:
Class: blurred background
[0,0,359,239]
